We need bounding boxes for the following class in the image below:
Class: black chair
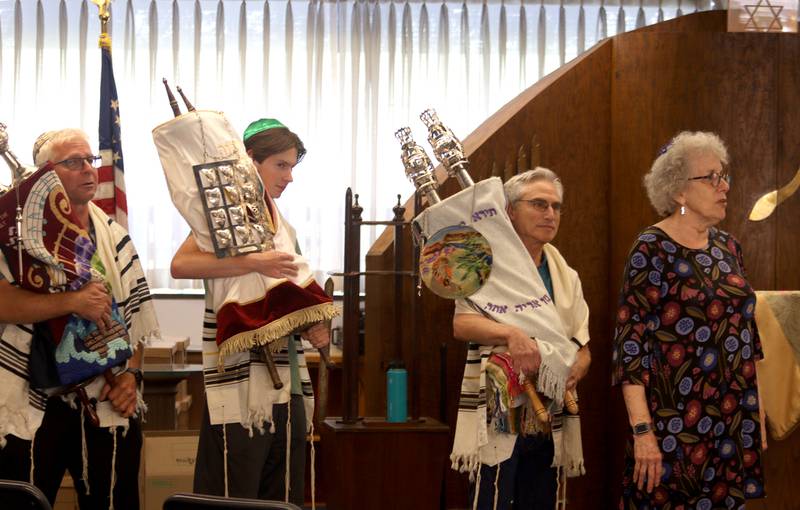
[163,492,303,510]
[0,479,52,510]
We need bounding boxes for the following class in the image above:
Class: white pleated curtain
[0,0,716,289]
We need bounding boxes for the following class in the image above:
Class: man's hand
[301,322,330,349]
[566,345,591,392]
[246,251,299,279]
[507,328,541,377]
[69,282,112,331]
[99,371,138,418]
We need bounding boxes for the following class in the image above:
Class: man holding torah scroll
[449,168,591,509]
[163,114,335,505]
[0,128,159,510]
[398,111,590,508]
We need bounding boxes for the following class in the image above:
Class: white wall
[152,295,205,349]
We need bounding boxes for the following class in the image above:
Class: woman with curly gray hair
[611,131,766,509]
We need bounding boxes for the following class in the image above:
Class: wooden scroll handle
[564,390,579,415]
[74,369,116,427]
[260,346,284,390]
[522,378,551,424]
[316,338,333,367]
[319,277,336,368]
[75,386,100,427]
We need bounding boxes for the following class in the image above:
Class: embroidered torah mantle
[152,110,337,360]
[414,177,576,401]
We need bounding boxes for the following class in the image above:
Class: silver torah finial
[395,127,441,204]
[420,109,474,189]
[0,122,34,277]
[0,122,34,193]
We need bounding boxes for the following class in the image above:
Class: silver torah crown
[420,109,474,189]
[395,127,441,204]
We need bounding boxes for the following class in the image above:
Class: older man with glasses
[452,167,592,509]
[0,128,158,510]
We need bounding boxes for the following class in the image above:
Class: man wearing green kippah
[172,119,328,505]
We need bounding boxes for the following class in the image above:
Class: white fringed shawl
[450,243,589,479]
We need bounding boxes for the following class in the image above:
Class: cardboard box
[142,430,199,510]
[171,336,190,365]
[143,339,178,366]
[53,474,78,510]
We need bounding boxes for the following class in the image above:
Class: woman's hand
[759,402,769,451]
[632,431,662,493]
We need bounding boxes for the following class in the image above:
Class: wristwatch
[632,422,653,436]
[125,367,144,385]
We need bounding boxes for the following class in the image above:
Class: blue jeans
[469,434,557,510]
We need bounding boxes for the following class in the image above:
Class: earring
[680,205,686,216]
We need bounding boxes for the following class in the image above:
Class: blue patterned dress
[612,227,764,510]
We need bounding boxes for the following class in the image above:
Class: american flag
[93,45,128,228]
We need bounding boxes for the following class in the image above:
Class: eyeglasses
[53,155,102,170]
[516,198,563,214]
[687,170,730,188]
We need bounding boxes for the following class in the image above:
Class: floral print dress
[612,227,764,510]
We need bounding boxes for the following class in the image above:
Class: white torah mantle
[414,177,577,402]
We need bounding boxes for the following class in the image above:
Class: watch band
[125,367,144,385]
[632,422,652,436]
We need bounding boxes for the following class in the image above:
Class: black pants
[193,395,307,505]
[470,434,558,510]
[0,396,142,510]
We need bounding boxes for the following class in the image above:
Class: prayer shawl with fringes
[200,213,315,432]
[450,243,589,479]
[0,203,160,444]
[415,178,576,403]
[152,110,337,363]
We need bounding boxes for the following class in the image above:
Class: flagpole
[93,0,112,48]
[93,0,129,228]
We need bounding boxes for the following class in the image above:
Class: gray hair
[644,131,729,217]
[504,167,564,203]
[33,128,90,166]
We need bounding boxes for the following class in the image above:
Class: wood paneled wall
[361,11,800,509]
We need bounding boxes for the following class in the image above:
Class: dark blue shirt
[537,251,555,305]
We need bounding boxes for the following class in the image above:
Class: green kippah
[243,118,287,143]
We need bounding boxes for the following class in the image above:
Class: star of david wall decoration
[728,0,798,32]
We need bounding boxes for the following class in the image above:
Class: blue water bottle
[386,360,408,423]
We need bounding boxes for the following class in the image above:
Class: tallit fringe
[536,361,566,408]
[561,414,586,477]
[244,407,276,435]
[135,390,148,419]
[450,452,482,481]
[217,303,338,369]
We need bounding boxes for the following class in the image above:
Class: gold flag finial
[92,0,112,48]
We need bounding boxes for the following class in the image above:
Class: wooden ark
[358,10,800,510]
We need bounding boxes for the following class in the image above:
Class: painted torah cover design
[0,165,131,388]
[420,225,492,299]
